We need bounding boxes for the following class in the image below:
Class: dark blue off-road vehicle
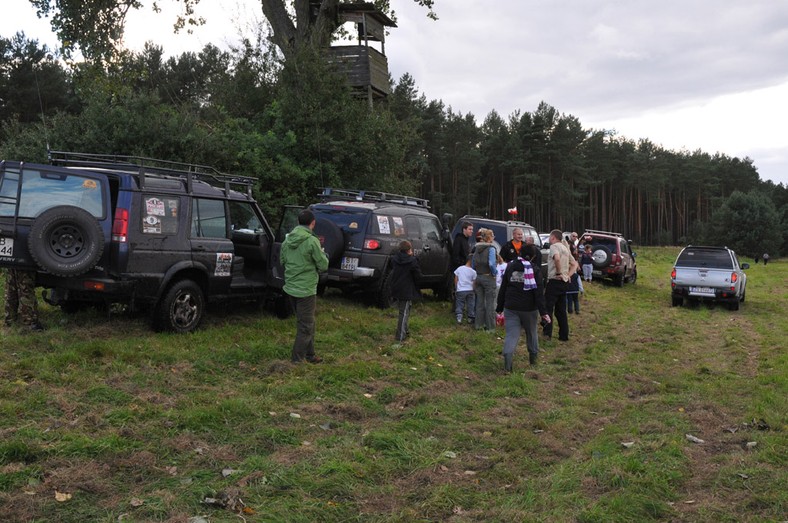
[0,152,286,332]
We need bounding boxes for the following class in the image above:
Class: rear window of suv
[677,249,733,269]
[0,168,105,219]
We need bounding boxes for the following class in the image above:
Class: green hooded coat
[281,225,329,298]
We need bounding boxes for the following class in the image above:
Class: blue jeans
[582,264,593,281]
[455,290,476,322]
[566,293,580,313]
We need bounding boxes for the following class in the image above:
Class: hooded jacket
[281,225,329,298]
[389,250,423,301]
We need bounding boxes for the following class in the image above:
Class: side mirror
[441,213,453,228]
[742,263,750,269]
[632,252,637,258]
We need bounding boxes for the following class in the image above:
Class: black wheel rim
[48,224,85,259]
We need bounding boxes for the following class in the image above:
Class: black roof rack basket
[48,151,256,198]
[317,187,429,209]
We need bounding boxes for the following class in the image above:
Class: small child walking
[566,271,582,314]
[454,254,477,324]
[580,245,594,282]
[390,240,422,342]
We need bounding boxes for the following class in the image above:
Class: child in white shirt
[453,255,477,324]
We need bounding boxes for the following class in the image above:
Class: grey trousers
[474,274,497,330]
[503,308,540,357]
[290,294,317,361]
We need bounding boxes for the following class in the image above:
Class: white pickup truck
[670,246,749,310]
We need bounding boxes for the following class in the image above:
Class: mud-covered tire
[28,206,104,277]
[433,272,454,301]
[629,270,637,285]
[154,279,204,333]
[373,270,395,309]
[274,294,293,319]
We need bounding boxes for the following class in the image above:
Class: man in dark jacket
[389,240,422,342]
[452,221,473,268]
[281,209,329,363]
[500,227,525,263]
[496,257,550,371]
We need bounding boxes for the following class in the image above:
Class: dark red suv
[580,229,637,286]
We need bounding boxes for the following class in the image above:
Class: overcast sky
[5,0,788,186]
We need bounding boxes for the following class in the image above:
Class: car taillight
[112,208,129,243]
[611,253,618,264]
[83,281,105,291]
[364,239,380,250]
[730,272,738,291]
[671,268,676,279]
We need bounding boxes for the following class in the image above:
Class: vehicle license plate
[0,237,13,257]
[592,270,602,277]
[689,286,715,295]
[341,256,358,271]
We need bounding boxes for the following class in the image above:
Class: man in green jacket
[281,209,329,363]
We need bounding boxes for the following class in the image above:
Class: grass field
[1,247,785,522]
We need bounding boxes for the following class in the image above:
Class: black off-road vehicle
[278,188,453,307]
[0,152,286,332]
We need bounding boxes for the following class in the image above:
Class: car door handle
[193,245,207,251]
[423,245,431,251]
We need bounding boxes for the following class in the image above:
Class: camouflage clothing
[4,268,40,327]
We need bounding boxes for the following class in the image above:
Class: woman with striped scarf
[495,256,550,372]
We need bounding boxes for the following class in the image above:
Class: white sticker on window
[377,215,391,235]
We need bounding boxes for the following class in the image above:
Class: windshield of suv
[0,168,105,218]
[676,249,733,269]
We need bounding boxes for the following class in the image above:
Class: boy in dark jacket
[390,240,423,342]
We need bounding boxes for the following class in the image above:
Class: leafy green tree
[0,32,78,136]
[702,190,783,257]
[27,0,437,62]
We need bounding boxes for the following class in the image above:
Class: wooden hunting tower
[322,2,397,106]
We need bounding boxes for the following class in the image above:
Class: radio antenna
[33,63,51,154]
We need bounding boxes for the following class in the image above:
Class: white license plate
[690,286,715,295]
[0,237,13,257]
[340,257,358,271]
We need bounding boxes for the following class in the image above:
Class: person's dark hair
[298,209,315,226]
[399,240,412,252]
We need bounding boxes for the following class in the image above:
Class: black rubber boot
[503,353,513,373]
[529,352,538,366]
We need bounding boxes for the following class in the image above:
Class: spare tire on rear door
[313,218,344,266]
[591,245,612,269]
[28,205,104,277]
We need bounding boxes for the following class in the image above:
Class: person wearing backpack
[472,228,499,331]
